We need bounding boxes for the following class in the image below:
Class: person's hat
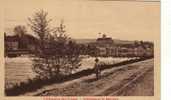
[95,58,99,62]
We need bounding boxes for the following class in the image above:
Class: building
[96,34,113,47]
[4,33,39,57]
[5,35,19,51]
[95,34,153,57]
[95,34,115,56]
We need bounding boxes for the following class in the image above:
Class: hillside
[74,38,135,45]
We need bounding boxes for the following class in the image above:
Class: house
[96,34,113,47]
[4,33,39,57]
[5,35,19,51]
[95,34,115,56]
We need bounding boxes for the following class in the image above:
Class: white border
[161,0,171,100]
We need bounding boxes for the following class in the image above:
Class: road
[117,67,154,96]
[23,59,154,96]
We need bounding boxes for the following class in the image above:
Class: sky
[3,0,160,41]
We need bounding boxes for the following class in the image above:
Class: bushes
[31,41,82,79]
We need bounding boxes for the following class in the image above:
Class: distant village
[4,32,154,58]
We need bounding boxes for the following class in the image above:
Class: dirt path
[30,59,154,96]
[117,67,154,96]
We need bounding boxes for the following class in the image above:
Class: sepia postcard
[0,0,160,100]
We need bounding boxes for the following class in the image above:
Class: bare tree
[28,10,52,54]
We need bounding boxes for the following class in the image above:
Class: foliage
[13,25,27,37]
[28,10,81,79]
[28,10,52,53]
[13,25,29,49]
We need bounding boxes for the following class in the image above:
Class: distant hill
[73,39,96,44]
[112,39,135,45]
[74,38,135,45]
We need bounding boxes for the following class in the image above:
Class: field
[5,55,134,89]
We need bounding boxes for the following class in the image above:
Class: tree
[13,25,28,49]
[28,10,81,79]
[14,25,27,37]
[63,40,82,74]
[48,21,82,75]
[28,10,52,54]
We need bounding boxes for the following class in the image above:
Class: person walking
[94,57,101,80]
